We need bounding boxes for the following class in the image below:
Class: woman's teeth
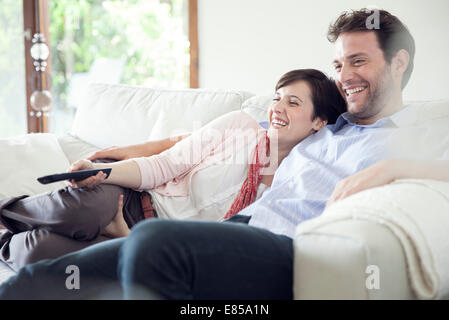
[272,119,288,128]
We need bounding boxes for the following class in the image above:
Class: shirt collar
[330,110,403,133]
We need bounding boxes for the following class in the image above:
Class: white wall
[197,0,449,101]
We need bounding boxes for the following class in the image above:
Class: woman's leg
[0,228,110,271]
[0,237,125,299]
[0,184,125,240]
[118,219,293,300]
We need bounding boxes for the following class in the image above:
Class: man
[1,8,448,300]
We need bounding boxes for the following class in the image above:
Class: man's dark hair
[275,69,347,124]
[327,8,416,89]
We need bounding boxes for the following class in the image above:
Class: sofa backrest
[240,95,271,123]
[71,83,254,148]
[71,82,449,149]
[242,97,449,128]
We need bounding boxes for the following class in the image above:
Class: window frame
[22,0,198,133]
[23,0,51,133]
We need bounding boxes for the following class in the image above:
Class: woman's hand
[326,159,398,209]
[102,194,130,238]
[68,159,107,189]
[87,146,132,161]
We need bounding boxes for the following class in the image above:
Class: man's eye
[354,59,365,65]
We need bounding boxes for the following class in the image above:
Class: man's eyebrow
[347,52,368,59]
[333,53,368,65]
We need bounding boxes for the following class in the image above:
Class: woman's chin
[267,128,284,145]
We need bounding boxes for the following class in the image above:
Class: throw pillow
[0,133,71,199]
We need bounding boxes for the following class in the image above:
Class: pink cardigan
[133,111,268,197]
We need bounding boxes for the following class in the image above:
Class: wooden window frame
[189,0,199,88]
[22,0,198,133]
[23,0,51,133]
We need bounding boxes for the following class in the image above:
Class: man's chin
[347,103,366,115]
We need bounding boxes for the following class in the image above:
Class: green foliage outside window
[49,0,189,110]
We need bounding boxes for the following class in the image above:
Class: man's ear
[312,118,328,132]
[392,49,410,79]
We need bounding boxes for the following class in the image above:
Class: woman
[0,69,346,271]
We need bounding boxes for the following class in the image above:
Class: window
[49,0,192,134]
[0,0,27,137]
[0,0,197,137]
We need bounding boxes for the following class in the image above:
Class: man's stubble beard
[349,66,394,122]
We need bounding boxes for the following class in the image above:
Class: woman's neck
[260,140,293,187]
[272,139,293,166]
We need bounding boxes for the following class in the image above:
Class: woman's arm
[70,135,190,189]
[326,159,449,208]
[87,134,190,161]
[72,111,259,191]
[69,159,142,189]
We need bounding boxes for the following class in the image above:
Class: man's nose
[338,64,354,85]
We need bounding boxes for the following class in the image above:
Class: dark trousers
[0,159,145,271]
[0,218,294,300]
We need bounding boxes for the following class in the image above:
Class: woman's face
[267,80,325,149]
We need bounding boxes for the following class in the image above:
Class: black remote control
[37,168,112,185]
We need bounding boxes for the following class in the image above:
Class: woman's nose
[272,99,286,114]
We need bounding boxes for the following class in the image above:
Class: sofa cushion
[71,83,254,148]
[0,133,70,198]
[394,100,449,127]
[241,95,272,123]
[57,133,101,165]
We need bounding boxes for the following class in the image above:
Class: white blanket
[296,179,449,300]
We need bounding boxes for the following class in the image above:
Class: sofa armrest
[293,219,415,299]
[293,179,449,300]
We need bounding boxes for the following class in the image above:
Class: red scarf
[223,131,270,220]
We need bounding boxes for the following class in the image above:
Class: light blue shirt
[239,111,400,238]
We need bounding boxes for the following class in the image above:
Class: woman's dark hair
[327,8,415,89]
[275,69,346,125]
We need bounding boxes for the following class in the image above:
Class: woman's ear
[312,118,327,132]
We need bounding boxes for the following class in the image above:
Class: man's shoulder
[292,125,334,153]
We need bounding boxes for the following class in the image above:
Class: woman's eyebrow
[289,95,303,103]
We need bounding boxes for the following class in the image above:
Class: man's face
[333,31,396,123]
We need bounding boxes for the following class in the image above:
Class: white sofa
[0,83,448,300]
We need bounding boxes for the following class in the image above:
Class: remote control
[37,168,112,185]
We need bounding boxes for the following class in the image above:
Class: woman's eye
[290,101,299,106]
[272,98,280,102]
